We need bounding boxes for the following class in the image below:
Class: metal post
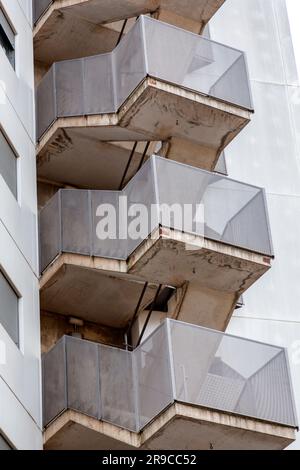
[119,141,138,190]
[136,284,162,347]
[132,352,140,432]
[137,142,150,172]
[284,348,299,429]
[166,319,177,401]
[63,336,69,411]
[116,19,128,47]
[97,345,102,420]
[125,281,148,349]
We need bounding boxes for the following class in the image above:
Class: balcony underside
[40,228,271,330]
[44,403,295,450]
[37,78,251,188]
[34,0,225,65]
[38,139,158,191]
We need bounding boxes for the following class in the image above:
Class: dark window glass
[0,9,15,69]
[0,270,19,347]
[0,130,17,198]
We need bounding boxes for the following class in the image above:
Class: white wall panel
[0,377,42,450]
[17,0,32,25]
[0,0,41,450]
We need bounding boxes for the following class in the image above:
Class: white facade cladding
[0,0,42,450]
[209,0,300,449]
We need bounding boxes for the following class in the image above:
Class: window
[0,8,15,69]
[0,270,19,347]
[0,129,17,198]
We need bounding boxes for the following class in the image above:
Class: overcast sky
[286,0,300,78]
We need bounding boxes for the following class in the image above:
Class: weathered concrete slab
[44,404,295,450]
[34,0,225,65]
[40,228,271,330]
[37,78,251,188]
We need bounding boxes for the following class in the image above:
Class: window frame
[0,268,20,348]
[0,7,16,70]
[0,127,19,199]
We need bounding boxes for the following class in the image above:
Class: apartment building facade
[0,0,299,450]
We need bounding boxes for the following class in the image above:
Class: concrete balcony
[39,156,273,331]
[33,0,225,65]
[42,319,297,450]
[36,16,252,189]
